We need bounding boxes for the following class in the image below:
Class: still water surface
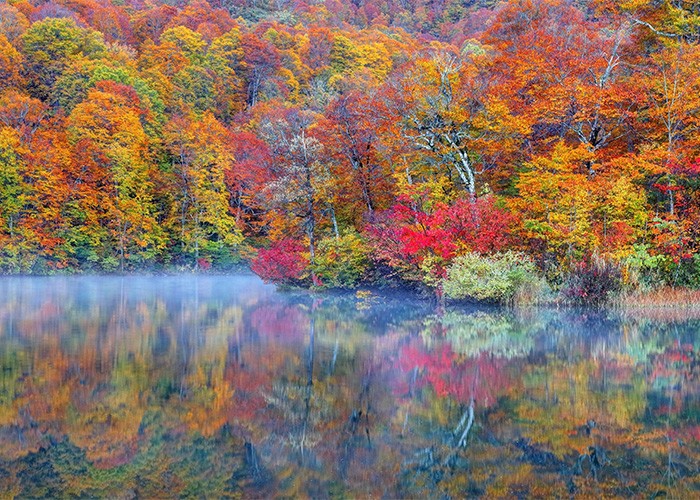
[1,275,700,498]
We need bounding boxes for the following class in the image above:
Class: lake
[0,275,699,499]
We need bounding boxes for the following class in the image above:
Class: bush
[313,231,370,289]
[625,244,700,290]
[622,244,666,291]
[250,239,309,286]
[443,252,543,304]
[561,255,622,305]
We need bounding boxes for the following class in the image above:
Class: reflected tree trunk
[330,338,339,375]
[300,316,315,463]
[179,287,188,399]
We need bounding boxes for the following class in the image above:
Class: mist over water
[0,275,699,498]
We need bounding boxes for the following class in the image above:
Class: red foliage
[170,0,235,41]
[365,189,516,282]
[241,33,281,106]
[302,26,334,71]
[391,201,458,264]
[670,158,700,178]
[225,131,272,231]
[250,238,309,285]
[602,220,635,251]
[95,80,145,114]
[131,5,177,44]
[450,196,517,254]
[87,4,133,44]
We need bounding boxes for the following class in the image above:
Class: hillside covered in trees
[1,0,700,301]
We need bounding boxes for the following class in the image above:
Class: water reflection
[0,276,699,498]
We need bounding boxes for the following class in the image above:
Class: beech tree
[381,49,527,197]
[0,35,24,91]
[241,33,281,107]
[255,106,334,275]
[319,92,391,219]
[164,112,242,268]
[22,18,107,104]
[68,81,164,271]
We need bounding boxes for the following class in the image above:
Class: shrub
[622,244,665,291]
[625,244,700,290]
[561,255,622,305]
[443,251,542,304]
[313,231,370,289]
[250,239,309,286]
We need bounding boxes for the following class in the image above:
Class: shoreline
[5,273,700,312]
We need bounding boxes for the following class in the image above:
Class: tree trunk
[329,203,340,240]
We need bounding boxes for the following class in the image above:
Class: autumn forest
[2,0,700,302]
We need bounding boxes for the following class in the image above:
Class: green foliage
[173,65,216,114]
[89,66,165,118]
[329,35,358,74]
[54,62,165,123]
[624,244,668,290]
[22,18,106,100]
[208,29,245,72]
[443,251,544,304]
[313,231,370,289]
[0,129,25,229]
[52,59,96,112]
[622,244,700,290]
[672,254,700,288]
[22,18,106,64]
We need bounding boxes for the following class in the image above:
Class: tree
[207,27,246,120]
[241,33,281,107]
[327,33,392,91]
[226,130,271,232]
[87,3,132,44]
[319,92,392,220]
[170,0,236,41]
[0,127,33,272]
[486,0,637,168]
[380,49,527,197]
[512,142,600,263]
[0,90,46,141]
[67,81,165,271]
[164,113,242,268]
[0,34,24,91]
[0,2,29,43]
[131,4,178,45]
[642,43,700,160]
[0,92,64,272]
[254,106,333,278]
[22,18,107,104]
